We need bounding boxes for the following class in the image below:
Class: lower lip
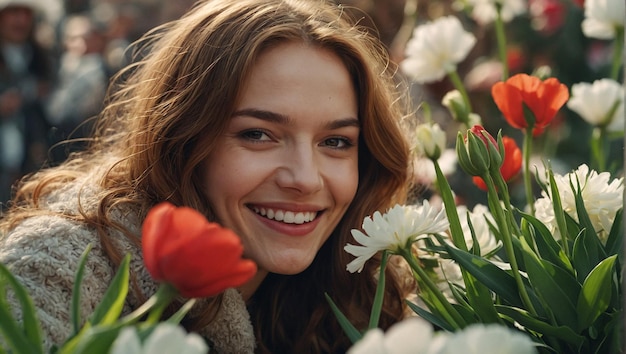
[251,210,322,237]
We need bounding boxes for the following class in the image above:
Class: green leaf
[166,299,196,325]
[405,300,454,331]
[519,212,573,273]
[70,323,125,354]
[89,254,130,326]
[576,255,617,331]
[324,293,362,343]
[441,243,523,307]
[0,262,43,354]
[495,305,586,348]
[547,168,570,257]
[570,178,607,281]
[572,228,607,283]
[71,244,93,335]
[519,238,579,328]
[603,208,623,257]
[0,297,38,354]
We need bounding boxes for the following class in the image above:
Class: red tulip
[473,136,522,191]
[491,74,569,136]
[142,202,257,298]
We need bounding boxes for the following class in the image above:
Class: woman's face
[202,41,359,288]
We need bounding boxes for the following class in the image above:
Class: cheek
[327,161,359,207]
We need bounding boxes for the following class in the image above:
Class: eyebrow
[232,108,360,130]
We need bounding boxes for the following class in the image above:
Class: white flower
[347,318,441,354]
[345,202,449,273]
[467,0,527,25]
[534,164,624,243]
[567,79,624,132]
[456,204,501,257]
[438,324,538,354]
[414,123,447,160]
[110,323,208,354]
[401,16,476,83]
[582,0,625,39]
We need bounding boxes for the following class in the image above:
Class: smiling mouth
[250,206,319,225]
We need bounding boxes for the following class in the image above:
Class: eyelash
[238,129,355,150]
[321,136,354,150]
[239,129,272,142]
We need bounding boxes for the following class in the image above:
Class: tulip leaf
[572,228,606,283]
[325,293,362,343]
[70,323,125,354]
[547,168,570,255]
[603,208,623,257]
[89,254,130,326]
[519,212,573,273]
[440,243,523,307]
[71,244,93,335]
[519,238,579,328]
[406,300,454,331]
[0,295,38,354]
[0,262,43,354]
[570,178,607,282]
[495,305,586,348]
[166,299,196,325]
[576,255,617,331]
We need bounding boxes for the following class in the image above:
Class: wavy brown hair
[1,0,414,352]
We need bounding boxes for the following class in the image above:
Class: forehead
[236,41,358,118]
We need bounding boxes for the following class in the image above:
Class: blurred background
[0,0,622,209]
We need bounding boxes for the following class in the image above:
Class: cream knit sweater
[0,178,255,353]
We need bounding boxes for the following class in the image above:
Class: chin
[269,258,314,275]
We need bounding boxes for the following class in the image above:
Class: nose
[275,145,324,194]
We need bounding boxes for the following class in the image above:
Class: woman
[0,0,414,352]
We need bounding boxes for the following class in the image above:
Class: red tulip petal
[492,82,526,130]
[537,78,570,124]
[472,176,488,191]
[500,137,522,181]
[158,230,250,293]
[142,202,176,280]
[181,261,257,298]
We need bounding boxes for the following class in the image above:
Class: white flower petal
[401,16,476,83]
[143,323,208,354]
[582,0,625,39]
[347,329,387,354]
[110,328,142,354]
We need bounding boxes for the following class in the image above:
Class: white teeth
[251,207,317,224]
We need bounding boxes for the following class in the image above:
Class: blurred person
[46,13,108,164]
[0,0,53,207]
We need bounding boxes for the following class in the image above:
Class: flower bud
[442,90,470,124]
[414,123,446,160]
[456,125,501,177]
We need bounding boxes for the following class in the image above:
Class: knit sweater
[0,177,256,353]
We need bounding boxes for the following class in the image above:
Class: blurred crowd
[0,0,202,206]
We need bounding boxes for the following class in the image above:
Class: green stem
[522,130,535,215]
[492,172,522,238]
[434,161,467,251]
[590,127,606,171]
[494,2,509,80]
[610,27,624,81]
[483,173,537,315]
[119,283,178,326]
[398,248,466,329]
[368,251,389,329]
[448,70,473,113]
